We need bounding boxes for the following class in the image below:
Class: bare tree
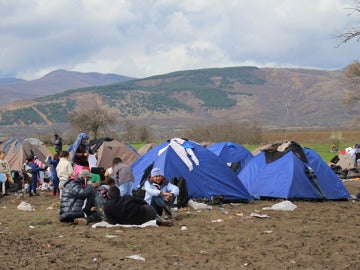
[336,1,360,46]
[68,105,118,139]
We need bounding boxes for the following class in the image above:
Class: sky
[0,0,360,80]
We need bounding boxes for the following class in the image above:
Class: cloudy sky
[1,0,359,80]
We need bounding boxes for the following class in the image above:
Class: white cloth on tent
[158,138,200,171]
[185,147,199,166]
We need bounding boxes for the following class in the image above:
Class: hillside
[0,66,358,138]
[0,69,135,105]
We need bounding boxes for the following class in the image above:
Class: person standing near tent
[54,134,63,154]
[0,150,13,195]
[69,133,93,175]
[56,151,74,198]
[110,157,135,196]
[25,156,47,196]
[144,167,179,218]
[46,153,60,197]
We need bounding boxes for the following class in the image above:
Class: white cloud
[0,0,359,79]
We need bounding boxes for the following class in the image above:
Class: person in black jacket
[59,170,98,224]
[54,134,63,154]
[104,186,172,226]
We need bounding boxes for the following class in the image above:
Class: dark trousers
[52,177,59,195]
[150,196,174,216]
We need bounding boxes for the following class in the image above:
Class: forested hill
[0,66,357,131]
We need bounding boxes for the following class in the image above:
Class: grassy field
[48,130,358,163]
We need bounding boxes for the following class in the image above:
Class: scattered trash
[250,212,269,218]
[262,200,297,211]
[188,199,212,210]
[17,201,34,211]
[181,226,187,231]
[29,225,35,229]
[199,250,207,254]
[58,235,64,238]
[92,257,97,262]
[105,235,118,238]
[235,213,244,217]
[126,254,145,261]
[241,262,250,268]
[263,230,273,234]
[211,219,223,223]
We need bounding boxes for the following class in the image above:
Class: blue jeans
[117,180,134,196]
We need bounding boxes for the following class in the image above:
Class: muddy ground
[0,181,360,270]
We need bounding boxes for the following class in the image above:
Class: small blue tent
[207,142,253,174]
[131,138,253,202]
[238,145,350,200]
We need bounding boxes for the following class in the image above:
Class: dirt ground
[0,181,360,270]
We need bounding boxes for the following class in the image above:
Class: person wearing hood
[69,132,93,175]
[144,167,179,219]
[104,185,173,226]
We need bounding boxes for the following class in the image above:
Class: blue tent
[302,147,350,200]
[238,147,350,200]
[131,138,253,202]
[207,142,253,173]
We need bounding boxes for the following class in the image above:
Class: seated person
[59,170,98,224]
[144,167,179,219]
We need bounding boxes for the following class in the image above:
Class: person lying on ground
[104,185,173,226]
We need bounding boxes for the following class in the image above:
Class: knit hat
[151,167,162,177]
[78,169,91,178]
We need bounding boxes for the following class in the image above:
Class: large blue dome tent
[131,138,253,203]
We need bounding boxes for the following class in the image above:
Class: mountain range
[0,69,134,105]
[0,66,358,138]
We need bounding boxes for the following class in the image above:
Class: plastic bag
[262,200,297,211]
[17,201,34,211]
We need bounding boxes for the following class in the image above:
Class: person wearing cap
[144,167,179,218]
[104,185,172,226]
[59,169,98,224]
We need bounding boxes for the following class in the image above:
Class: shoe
[33,192,40,196]
[29,193,33,197]
[164,205,177,219]
[156,215,173,227]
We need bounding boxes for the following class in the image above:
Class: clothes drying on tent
[131,138,253,203]
[207,141,253,174]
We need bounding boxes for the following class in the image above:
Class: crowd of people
[1,132,179,227]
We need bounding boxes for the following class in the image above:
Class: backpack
[171,177,189,208]
[132,163,154,199]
